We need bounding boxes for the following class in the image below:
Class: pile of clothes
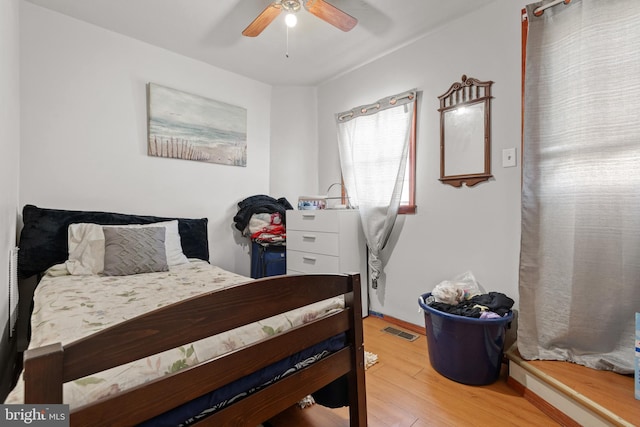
[233,195,293,244]
[427,292,514,319]
[426,272,514,318]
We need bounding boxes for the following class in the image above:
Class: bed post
[23,343,64,404]
[345,273,367,427]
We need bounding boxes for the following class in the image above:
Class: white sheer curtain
[336,90,416,289]
[519,0,640,373]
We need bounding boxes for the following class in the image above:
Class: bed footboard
[23,273,367,426]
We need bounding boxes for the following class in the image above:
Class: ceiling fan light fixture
[281,0,301,13]
[285,13,298,28]
[242,0,357,37]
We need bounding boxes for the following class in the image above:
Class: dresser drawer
[287,230,339,256]
[286,250,339,273]
[286,211,339,232]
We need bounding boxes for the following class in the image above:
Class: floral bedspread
[5,260,344,408]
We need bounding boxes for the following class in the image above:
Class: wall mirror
[438,75,493,187]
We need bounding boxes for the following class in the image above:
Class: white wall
[19,2,274,277]
[1,0,20,338]
[317,0,527,326]
[270,86,319,206]
[17,0,529,330]
[0,0,21,399]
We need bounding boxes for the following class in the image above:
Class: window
[336,89,417,287]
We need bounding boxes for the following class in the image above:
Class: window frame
[398,100,417,214]
[337,98,417,214]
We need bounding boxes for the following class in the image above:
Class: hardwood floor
[268,316,558,426]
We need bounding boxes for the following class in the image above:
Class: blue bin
[418,292,513,385]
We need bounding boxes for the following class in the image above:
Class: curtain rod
[336,89,416,122]
[533,0,571,17]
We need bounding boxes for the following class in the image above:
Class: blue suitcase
[250,241,286,278]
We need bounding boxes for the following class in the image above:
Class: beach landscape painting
[147,83,247,166]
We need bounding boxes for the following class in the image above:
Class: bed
[7,205,367,426]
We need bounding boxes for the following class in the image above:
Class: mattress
[5,260,345,419]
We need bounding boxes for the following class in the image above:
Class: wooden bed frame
[23,272,367,426]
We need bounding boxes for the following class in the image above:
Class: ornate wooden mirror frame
[438,75,493,187]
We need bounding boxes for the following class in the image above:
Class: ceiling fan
[242,0,358,37]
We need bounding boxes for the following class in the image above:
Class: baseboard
[507,373,581,427]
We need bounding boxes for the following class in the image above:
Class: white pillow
[65,220,189,275]
[66,223,105,275]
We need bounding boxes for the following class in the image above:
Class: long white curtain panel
[336,90,415,290]
[519,0,640,373]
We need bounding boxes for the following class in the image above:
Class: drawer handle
[302,256,317,263]
[302,234,317,241]
[301,214,316,220]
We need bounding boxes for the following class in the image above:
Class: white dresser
[286,209,368,316]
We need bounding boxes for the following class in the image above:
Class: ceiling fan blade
[304,0,357,32]
[242,3,282,37]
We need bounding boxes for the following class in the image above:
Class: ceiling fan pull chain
[286,26,290,58]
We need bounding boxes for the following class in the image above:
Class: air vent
[382,326,419,342]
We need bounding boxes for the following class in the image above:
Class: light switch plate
[502,148,517,168]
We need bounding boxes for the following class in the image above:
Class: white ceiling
[24,0,497,86]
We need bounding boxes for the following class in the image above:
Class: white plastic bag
[431,271,485,305]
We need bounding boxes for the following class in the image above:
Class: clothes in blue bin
[428,292,514,318]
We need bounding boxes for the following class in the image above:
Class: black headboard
[18,204,209,278]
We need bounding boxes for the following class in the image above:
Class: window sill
[398,205,416,215]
